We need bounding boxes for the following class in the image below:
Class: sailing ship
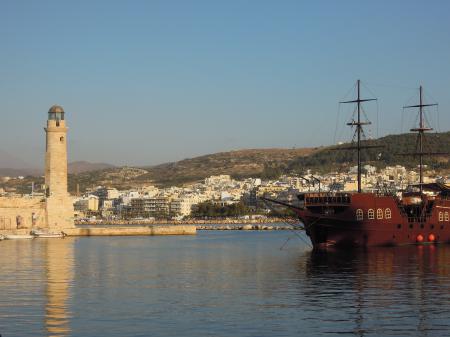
[265,80,450,248]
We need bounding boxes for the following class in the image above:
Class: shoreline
[75,217,297,226]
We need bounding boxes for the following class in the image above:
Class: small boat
[0,235,4,241]
[31,229,66,238]
[4,234,34,240]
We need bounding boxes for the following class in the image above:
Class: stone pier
[63,225,196,236]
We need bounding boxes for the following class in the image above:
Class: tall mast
[340,80,376,193]
[357,80,361,194]
[403,85,437,192]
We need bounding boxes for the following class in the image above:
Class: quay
[63,224,196,236]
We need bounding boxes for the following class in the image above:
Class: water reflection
[0,238,74,337]
[1,233,450,337]
[303,245,450,336]
[44,238,74,337]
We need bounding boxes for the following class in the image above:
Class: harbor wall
[64,225,196,236]
[0,197,47,233]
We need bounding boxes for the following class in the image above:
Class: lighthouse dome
[48,105,65,113]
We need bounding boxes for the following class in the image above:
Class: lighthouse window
[368,209,374,220]
[356,209,363,221]
[439,212,444,221]
[60,136,64,142]
[377,208,383,219]
[385,208,392,219]
[445,212,449,222]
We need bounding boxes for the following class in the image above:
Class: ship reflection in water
[303,245,450,336]
[0,232,450,337]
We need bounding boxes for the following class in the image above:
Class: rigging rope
[260,198,312,249]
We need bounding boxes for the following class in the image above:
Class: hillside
[287,131,450,173]
[66,132,450,192]
[68,161,116,174]
[67,148,317,192]
[2,132,449,194]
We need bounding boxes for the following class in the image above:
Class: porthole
[420,224,424,229]
[397,224,402,229]
[431,224,435,229]
[409,224,413,229]
[441,225,444,230]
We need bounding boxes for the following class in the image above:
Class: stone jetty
[64,224,196,236]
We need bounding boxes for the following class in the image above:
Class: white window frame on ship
[356,209,363,221]
[368,209,375,220]
[439,212,444,222]
[385,208,391,219]
[446,212,449,222]
[377,208,383,220]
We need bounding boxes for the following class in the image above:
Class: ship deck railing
[304,194,351,207]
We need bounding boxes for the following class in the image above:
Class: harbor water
[1,230,450,337]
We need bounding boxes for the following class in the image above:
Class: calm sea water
[1,231,450,337]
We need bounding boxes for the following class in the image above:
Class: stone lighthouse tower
[45,105,74,230]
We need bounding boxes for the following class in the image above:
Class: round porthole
[397,224,402,229]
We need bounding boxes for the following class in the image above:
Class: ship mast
[340,80,377,193]
[403,85,437,192]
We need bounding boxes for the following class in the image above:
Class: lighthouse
[45,105,74,230]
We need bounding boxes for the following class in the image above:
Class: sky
[1,0,450,168]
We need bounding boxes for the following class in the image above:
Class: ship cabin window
[446,212,449,222]
[385,208,392,219]
[439,212,444,222]
[377,208,383,220]
[368,209,375,220]
[356,209,363,221]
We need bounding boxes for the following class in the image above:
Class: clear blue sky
[1,0,450,168]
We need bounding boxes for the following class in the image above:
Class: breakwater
[197,224,294,230]
[64,224,196,236]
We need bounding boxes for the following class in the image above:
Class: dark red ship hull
[292,189,450,249]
